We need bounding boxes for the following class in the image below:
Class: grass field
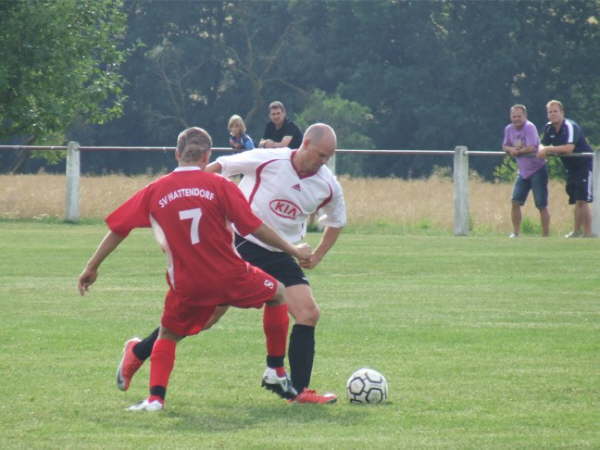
[1,221,599,449]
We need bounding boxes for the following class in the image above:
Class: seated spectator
[228,114,254,150]
[259,101,303,149]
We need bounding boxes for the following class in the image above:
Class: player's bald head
[304,123,337,150]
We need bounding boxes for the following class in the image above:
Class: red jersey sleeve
[218,177,262,236]
[105,185,153,236]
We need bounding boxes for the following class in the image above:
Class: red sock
[263,303,289,359]
[149,338,177,400]
[148,395,164,404]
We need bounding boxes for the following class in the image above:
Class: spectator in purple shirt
[503,104,550,237]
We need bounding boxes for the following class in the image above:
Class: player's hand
[78,267,97,296]
[299,253,323,270]
[295,242,312,263]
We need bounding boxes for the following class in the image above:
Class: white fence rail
[1,143,597,236]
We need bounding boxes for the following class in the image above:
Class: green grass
[1,221,599,449]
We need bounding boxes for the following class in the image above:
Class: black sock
[288,324,315,393]
[266,355,285,368]
[150,385,166,400]
[133,327,159,361]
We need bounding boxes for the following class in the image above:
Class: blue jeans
[512,166,548,209]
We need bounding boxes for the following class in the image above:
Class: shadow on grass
[94,400,394,434]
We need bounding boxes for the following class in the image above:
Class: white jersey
[216,147,347,251]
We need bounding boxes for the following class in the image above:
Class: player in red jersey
[78,127,311,411]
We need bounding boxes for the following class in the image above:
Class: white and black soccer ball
[346,367,388,404]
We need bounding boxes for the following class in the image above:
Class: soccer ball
[346,367,388,404]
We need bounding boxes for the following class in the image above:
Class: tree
[11,0,598,178]
[97,1,318,144]
[434,0,600,177]
[75,0,334,174]
[0,0,127,172]
[295,90,374,176]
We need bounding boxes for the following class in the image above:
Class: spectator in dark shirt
[538,100,593,237]
[259,101,303,149]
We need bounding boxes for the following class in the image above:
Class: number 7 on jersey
[179,208,203,244]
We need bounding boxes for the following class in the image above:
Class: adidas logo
[291,184,301,191]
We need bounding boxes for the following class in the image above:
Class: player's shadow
[168,403,367,432]
[103,401,385,434]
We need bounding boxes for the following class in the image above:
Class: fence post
[453,145,469,236]
[592,149,600,237]
[65,141,80,222]
[327,153,336,175]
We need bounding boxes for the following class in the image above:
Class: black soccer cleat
[261,367,298,400]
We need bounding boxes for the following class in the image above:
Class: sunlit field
[1,222,598,449]
[0,173,579,235]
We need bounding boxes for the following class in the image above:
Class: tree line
[1,0,599,178]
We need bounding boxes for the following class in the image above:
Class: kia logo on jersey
[269,199,301,219]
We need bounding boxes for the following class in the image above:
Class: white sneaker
[564,231,583,238]
[127,398,164,412]
[508,233,519,238]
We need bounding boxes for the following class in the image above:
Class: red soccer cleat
[292,388,337,404]
[116,337,143,391]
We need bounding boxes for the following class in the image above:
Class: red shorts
[160,264,278,336]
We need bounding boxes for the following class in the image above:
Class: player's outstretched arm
[251,223,311,262]
[78,231,126,296]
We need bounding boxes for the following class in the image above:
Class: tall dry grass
[341,175,573,233]
[0,173,576,234]
[0,174,155,220]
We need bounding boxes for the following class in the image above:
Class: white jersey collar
[173,166,202,172]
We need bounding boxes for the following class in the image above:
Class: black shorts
[566,170,593,204]
[234,235,309,287]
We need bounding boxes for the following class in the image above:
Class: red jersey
[106,166,263,303]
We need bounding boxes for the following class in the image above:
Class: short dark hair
[268,101,286,112]
[511,104,527,114]
[176,127,212,162]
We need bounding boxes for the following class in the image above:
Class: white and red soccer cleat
[116,337,143,391]
[292,388,337,404]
